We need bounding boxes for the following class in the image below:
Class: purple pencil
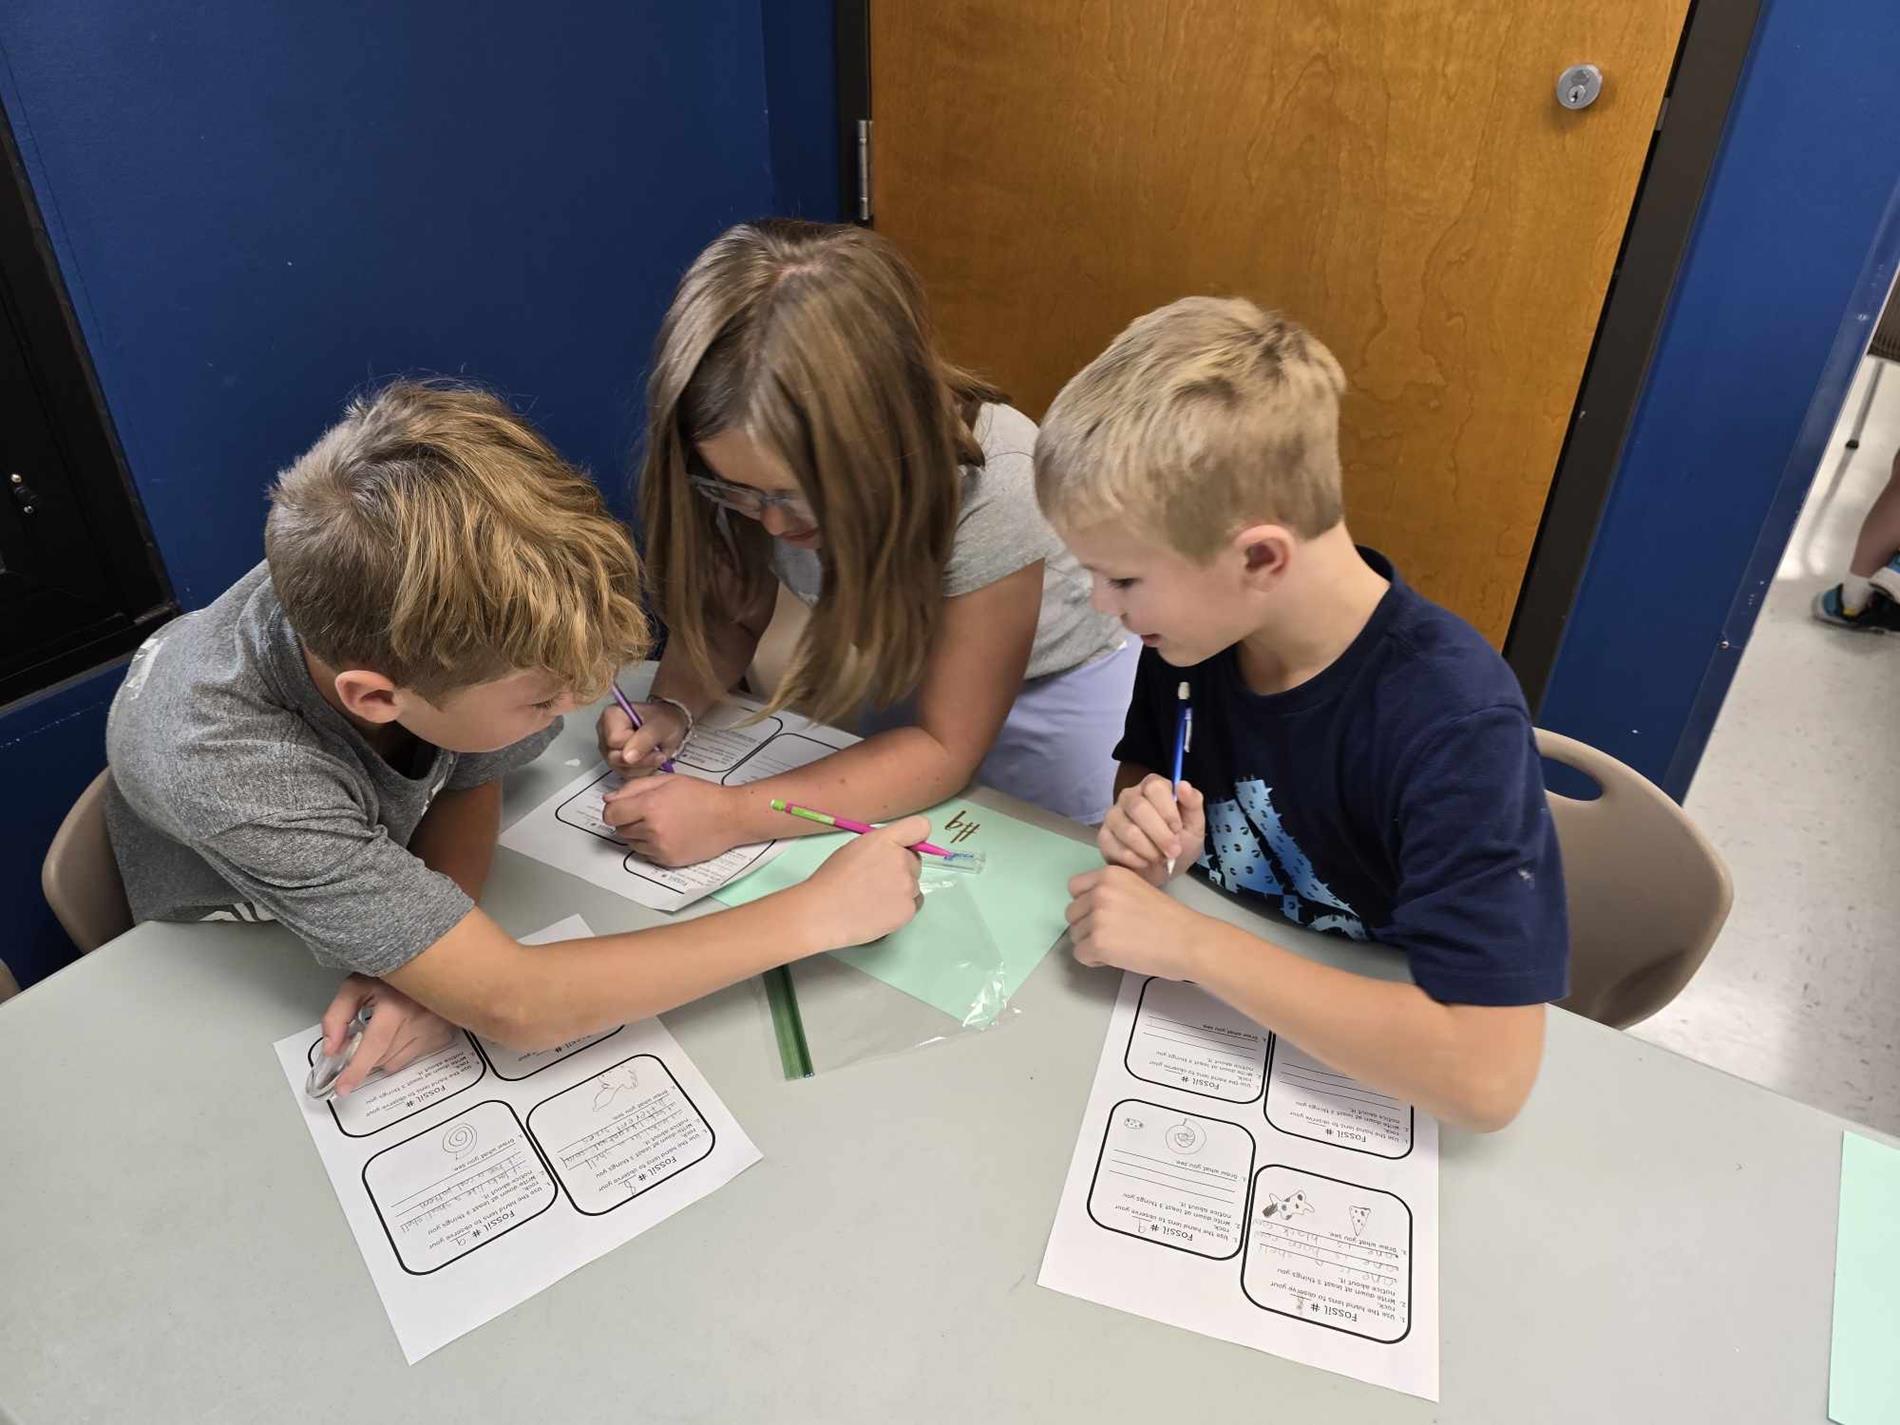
[609,682,675,774]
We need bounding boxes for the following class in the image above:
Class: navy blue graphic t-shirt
[1114,550,1567,1006]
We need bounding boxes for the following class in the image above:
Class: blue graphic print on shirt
[1203,779,1367,940]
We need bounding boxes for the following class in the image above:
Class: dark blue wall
[762,0,842,219]
[0,1,780,986]
[1539,0,1900,798]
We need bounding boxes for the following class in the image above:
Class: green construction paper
[1831,1132,1900,1424]
[713,798,1102,1023]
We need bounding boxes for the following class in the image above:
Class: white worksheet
[1039,972,1440,1400]
[273,916,761,1363]
[499,695,856,912]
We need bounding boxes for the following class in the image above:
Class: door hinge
[856,118,873,222]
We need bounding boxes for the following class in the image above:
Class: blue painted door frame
[1538,0,1900,800]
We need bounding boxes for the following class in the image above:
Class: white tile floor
[1631,356,1900,1135]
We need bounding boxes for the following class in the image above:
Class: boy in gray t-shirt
[106,381,928,1093]
[107,559,559,966]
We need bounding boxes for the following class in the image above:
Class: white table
[0,708,1856,1422]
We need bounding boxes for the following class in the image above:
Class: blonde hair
[266,380,650,700]
[640,219,1002,725]
[1035,297,1347,560]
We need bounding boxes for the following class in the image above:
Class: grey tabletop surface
[0,697,1865,1423]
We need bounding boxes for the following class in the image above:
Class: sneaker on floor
[1872,552,1900,604]
[1813,584,1900,632]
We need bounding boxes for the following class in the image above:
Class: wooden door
[871,1,1690,642]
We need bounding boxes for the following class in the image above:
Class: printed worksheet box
[717,730,838,786]
[526,1054,715,1215]
[361,1101,558,1276]
[553,770,622,843]
[308,1031,487,1138]
[478,1025,623,1082]
[1125,977,1270,1102]
[674,708,783,774]
[1087,1100,1255,1260]
[1265,1038,1414,1158]
[1242,1165,1413,1343]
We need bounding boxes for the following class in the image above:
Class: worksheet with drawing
[272,917,761,1363]
[1039,972,1440,1400]
[499,696,857,912]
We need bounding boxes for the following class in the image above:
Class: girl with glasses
[595,220,1136,867]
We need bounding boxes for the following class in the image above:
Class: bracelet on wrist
[651,695,696,752]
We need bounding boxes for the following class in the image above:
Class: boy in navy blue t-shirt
[1035,297,1566,1131]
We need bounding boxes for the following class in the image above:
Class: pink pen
[769,799,985,869]
[610,682,675,774]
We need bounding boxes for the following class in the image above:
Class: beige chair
[0,959,18,1005]
[1841,283,1900,450]
[40,769,134,955]
[1537,729,1733,1028]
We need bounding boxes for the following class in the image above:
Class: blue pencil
[1167,681,1192,876]
[1170,680,1192,785]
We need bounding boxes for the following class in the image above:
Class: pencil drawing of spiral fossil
[442,1122,478,1156]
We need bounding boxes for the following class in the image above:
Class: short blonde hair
[266,380,650,699]
[1035,297,1347,559]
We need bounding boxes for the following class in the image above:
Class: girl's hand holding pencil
[604,775,741,866]
[597,686,688,776]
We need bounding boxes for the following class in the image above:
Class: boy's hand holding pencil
[797,814,930,944]
[1099,774,1206,887]
[1101,680,1201,885]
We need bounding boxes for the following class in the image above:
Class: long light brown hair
[639,219,1002,724]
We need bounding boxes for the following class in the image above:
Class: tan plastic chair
[0,959,18,1005]
[1841,282,1900,449]
[40,769,134,955]
[1537,729,1733,1028]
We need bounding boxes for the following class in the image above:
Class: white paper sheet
[1039,971,1440,1400]
[498,696,857,912]
[273,916,762,1363]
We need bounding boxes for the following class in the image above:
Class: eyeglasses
[688,471,815,526]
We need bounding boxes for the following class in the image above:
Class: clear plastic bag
[764,875,1022,1078]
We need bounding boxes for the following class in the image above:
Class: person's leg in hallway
[1816,446,1900,630]
[1849,447,1900,596]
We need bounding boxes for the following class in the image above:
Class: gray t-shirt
[771,403,1125,681]
[104,562,559,976]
